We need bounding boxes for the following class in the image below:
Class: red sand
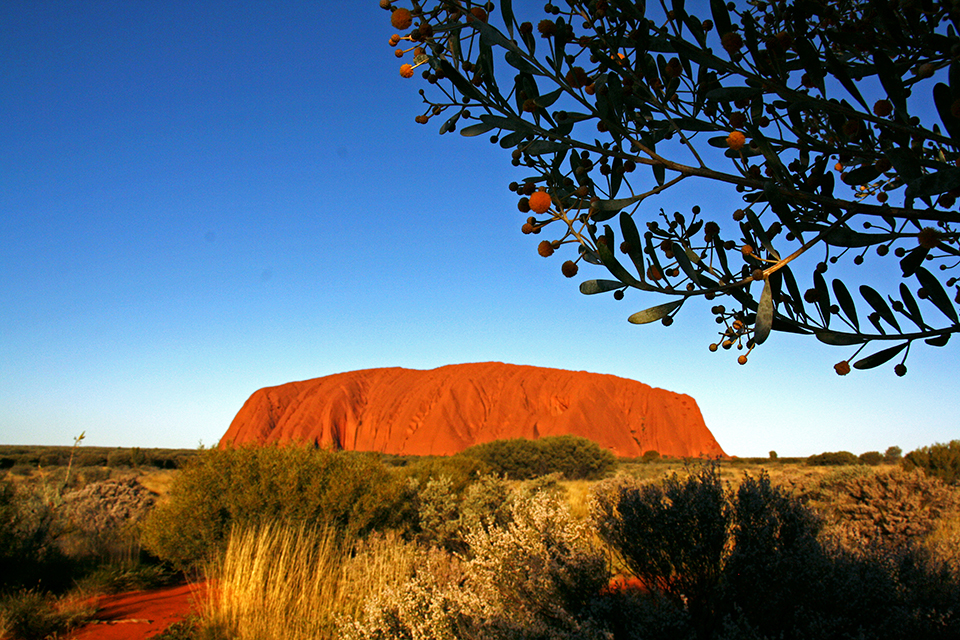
[220,362,726,459]
[66,583,204,640]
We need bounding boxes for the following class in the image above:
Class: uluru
[220,362,726,458]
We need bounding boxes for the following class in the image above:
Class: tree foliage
[382,0,960,374]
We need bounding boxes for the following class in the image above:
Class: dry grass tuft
[200,523,416,640]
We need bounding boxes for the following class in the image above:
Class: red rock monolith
[219,362,725,458]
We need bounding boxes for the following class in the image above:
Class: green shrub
[591,465,729,630]
[807,451,860,466]
[106,449,133,468]
[642,450,661,462]
[457,435,615,480]
[140,445,410,570]
[902,440,960,485]
[859,451,884,466]
[885,446,903,463]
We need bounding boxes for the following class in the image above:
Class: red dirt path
[66,583,204,640]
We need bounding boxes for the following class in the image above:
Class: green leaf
[815,330,867,346]
[814,270,831,326]
[467,17,521,54]
[628,300,683,324]
[934,82,960,141]
[860,285,901,331]
[620,213,646,275]
[841,164,884,186]
[580,279,624,295]
[653,163,665,186]
[438,60,485,103]
[899,282,925,329]
[597,226,642,288]
[754,278,774,345]
[479,113,532,132]
[705,87,762,102]
[832,279,859,331]
[853,342,908,370]
[822,45,869,111]
[500,0,514,38]
[710,0,732,39]
[524,140,566,155]
[874,49,908,117]
[595,194,644,211]
[460,122,496,137]
[899,246,929,278]
[672,242,701,285]
[926,333,951,347]
[505,50,539,74]
[782,265,807,320]
[904,166,960,199]
[745,209,780,260]
[916,267,959,324]
[822,227,895,248]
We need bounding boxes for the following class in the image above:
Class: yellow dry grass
[200,523,416,640]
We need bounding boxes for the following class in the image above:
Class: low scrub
[140,445,411,570]
[457,435,616,480]
[903,440,960,485]
[807,451,860,466]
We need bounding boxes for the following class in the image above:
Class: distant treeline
[0,445,197,470]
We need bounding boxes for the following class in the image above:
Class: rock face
[219,362,726,458]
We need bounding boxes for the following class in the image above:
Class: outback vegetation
[4,437,958,639]
[383,0,960,374]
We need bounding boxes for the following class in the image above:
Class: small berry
[399,64,414,78]
[834,360,851,376]
[918,227,941,249]
[726,131,746,151]
[709,343,719,352]
[468,7,488,22]
[613,290,624,300]
[390,7,413,30]
[721,31,743,53]
[389,34,402,46]
[894,363,907,377]
[528,190,552,214]
[537,240,555,257]
[741,244,754,256]
[661,315,673,326]
[737,355,748,365]
[561,260,578,277]
[873,100,893,118]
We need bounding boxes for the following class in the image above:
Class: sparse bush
[591,465,729,631]
[859,451,884,466]
[106,449,133,468]
[768,451,778,461]
[415,474,513,553]
[57,478,157,560]
[803,467,960,552]
[642,450,661,462]
[885,446,903,463]
[0,589,94,640]
[457,436,615,480]
[346,487,611,640]
[903,440,960,485]
[807,451,860,466]
[140,445,410,570]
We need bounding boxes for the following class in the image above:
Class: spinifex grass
[201,523,415,640]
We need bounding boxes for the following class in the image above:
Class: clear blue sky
[1,1,956,457]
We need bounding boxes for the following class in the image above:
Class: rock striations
[220,362,726,458]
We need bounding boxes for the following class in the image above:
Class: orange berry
[835,162,843,171]
[834,360,851,376]
[388,34,401,46]
[561,260,579,278]
[721,32,743,53]
[726,131,746,151]
[873,99,893,117]
[738,355,748,365]
[399,63,414,78]
[537,240,555,257]
[390,7,413,30]
[528,190,552,214]
[468,7,488,22]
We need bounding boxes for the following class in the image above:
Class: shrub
[140,445,409,570]
[803,467,960,552]
[457,435,615,480]
[885,446,903,463]
[0,588,95,640]
[345,487,611,640]
[768,451,778,461]
[106,449,133,468]
[859,451,884,466]
[807,451,860,466]
[0,477,74,590]
[902,440,960,485]
[591,465,729,630]
[642,450,661,462]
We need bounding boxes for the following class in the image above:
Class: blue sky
[1,0,956,458]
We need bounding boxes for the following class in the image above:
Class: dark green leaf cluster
[384,0,960,373]
[457,434,617,479]
[903,439,960,484]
